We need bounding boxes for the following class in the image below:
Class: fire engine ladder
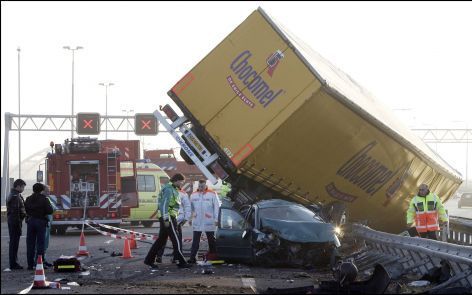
[106,148,119,212]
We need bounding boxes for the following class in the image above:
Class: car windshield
[259,205,322,222]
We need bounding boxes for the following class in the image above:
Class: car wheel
[142,221,154,228]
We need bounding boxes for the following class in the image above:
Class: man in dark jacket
[24,183,54,270]
[6,179,27,270]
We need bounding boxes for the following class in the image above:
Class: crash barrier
[438,216,472,245]
[91,222,208,243]
[351,223,472,290]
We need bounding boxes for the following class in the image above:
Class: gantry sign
[2,112,163,200]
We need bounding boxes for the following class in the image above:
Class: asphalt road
[1,222,326,294]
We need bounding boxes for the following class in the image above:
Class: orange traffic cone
[121,238,134,259]
[32,255,49,289]
[129,232,138,249]
[76,231,90,256]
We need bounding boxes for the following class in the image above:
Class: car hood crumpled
[260,217,336,243]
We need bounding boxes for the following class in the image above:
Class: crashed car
[215,199,341,267]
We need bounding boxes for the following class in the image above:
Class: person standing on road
[407,183,448,240]
[35,185,55,267]
[155,188,191,263]
[188,179,221,263]
[25,183,54,270]
[7,179,27,270]
[144,173,191,269]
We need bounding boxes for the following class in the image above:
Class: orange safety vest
[411,195,440,233]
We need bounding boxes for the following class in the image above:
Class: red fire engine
[46,137,138,235]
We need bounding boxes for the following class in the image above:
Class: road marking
[18,283,33,294]
[241,277,256,288]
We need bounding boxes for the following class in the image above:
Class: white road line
[18,283,33,294]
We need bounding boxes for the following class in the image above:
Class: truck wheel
[57,226,67,235]
[142,221,154,228]
[130,221,139,227]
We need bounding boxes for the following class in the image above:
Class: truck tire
[57,226,67,235]
[130,221,139,227]
[141,221,154,228]
[50,226,58,235]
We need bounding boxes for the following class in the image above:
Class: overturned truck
[154,7,462,235]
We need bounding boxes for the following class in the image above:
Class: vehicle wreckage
[215,199,341,267]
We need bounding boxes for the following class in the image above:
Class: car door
[216,207,253,262]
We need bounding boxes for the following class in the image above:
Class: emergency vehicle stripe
[99,194,109,206]
[49,195,58,207]
[61,195,71,209]
[112,200,122,209]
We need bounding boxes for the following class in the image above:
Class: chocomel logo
[227,50,284,108]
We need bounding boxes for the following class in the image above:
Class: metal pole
[105,85,108,140]
[71,50,75,139]
[17,47,21,179]
[2,113,11,201]
[467,127,469,190]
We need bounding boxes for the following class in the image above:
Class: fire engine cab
[46,137,138,235]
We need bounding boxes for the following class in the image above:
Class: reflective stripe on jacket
[406,193,448,233]
[190,189,221,232]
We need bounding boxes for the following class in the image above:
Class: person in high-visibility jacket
[406,183,448,240]
[144,173,191,269]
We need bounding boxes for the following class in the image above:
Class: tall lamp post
[122,108,134,140]
[63,46,83,139]
[453,120,470,189]
[17,47,21,178]
[99,82,114,140]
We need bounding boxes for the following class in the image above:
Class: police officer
[7,179,27,270]
[25,183,54,270]
[144,173,191,269]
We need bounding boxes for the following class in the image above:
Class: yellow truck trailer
[154,7,462,233]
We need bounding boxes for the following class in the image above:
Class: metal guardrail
[351,223,472,289]
[438,216,472,245]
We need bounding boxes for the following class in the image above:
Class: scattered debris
[420,259,452,284]
[408,280,430,287]
[61,286,71,290]
[3,268,11,272]
[293,272,311,278]
[79,271,90,276]
[67,282,80,286]
[111,251,122,257]
[201,269,214,275]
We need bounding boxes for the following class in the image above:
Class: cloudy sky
[2,1,471,184]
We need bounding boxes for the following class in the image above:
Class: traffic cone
[32,255,50,289]
[76,231,90,256]
[121,238,134,259]
[129,232,138,249]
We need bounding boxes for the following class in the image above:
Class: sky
[1,1,472,186]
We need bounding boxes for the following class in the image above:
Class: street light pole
[122,109,134,140]
[63,46,83,139]
[17,47,21,179]
[99,82,114,140]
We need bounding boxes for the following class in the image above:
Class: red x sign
[141,120,151,129]
[83,119,94,129]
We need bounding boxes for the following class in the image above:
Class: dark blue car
[216,199,341,267]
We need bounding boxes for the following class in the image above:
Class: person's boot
[187,257,197,264]
[144,260,159,269]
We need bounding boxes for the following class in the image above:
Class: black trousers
[190,231,216,260]
[419,231,438,240]
[26,217,47,268]
[155,222,183,260]
[145,217,186,265]
[8,218,22,268]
